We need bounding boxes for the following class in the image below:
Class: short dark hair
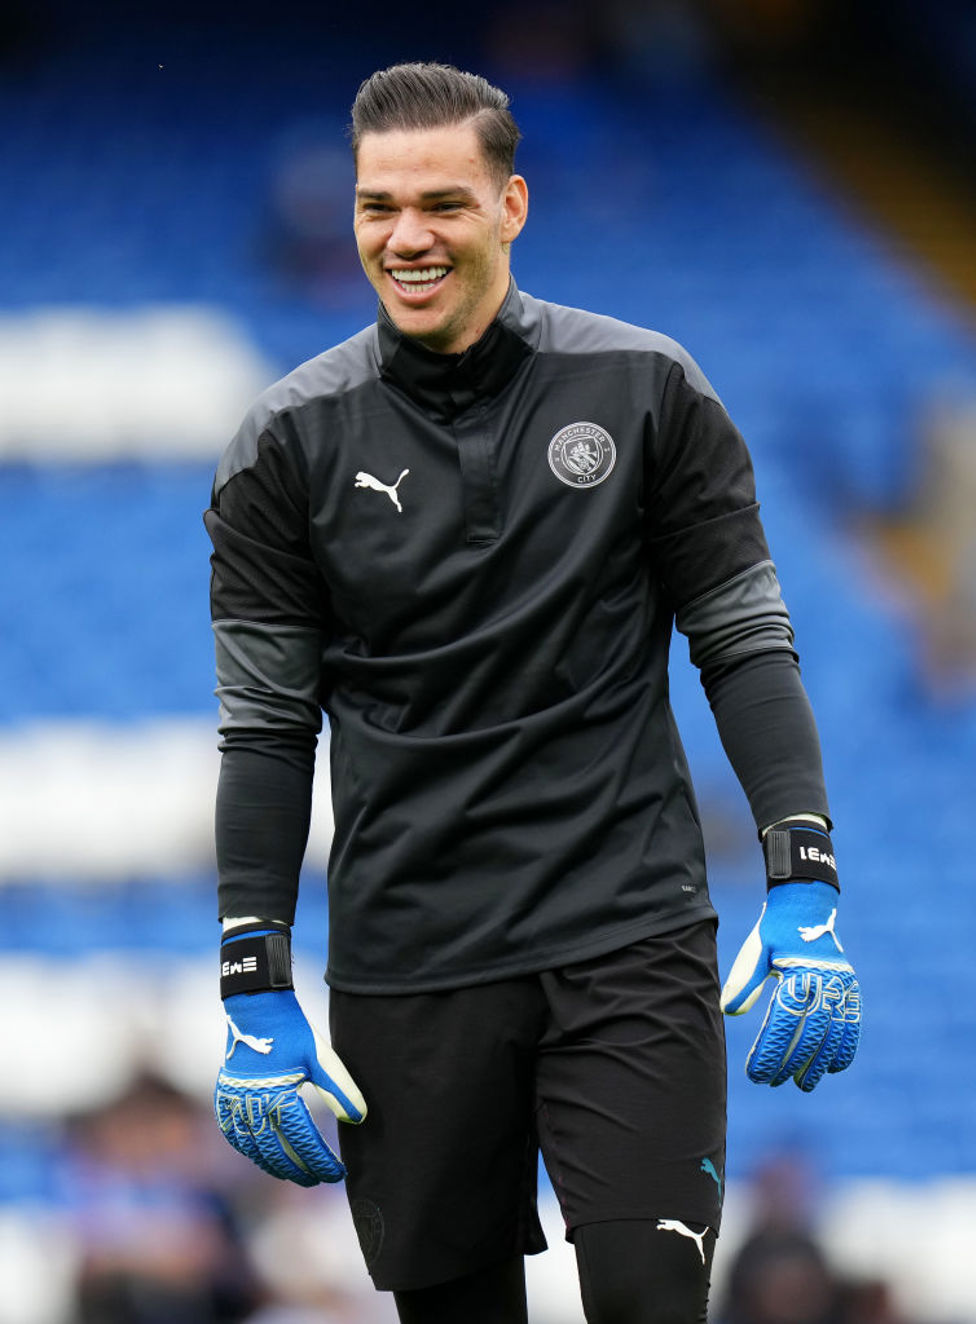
[350,62,521,187]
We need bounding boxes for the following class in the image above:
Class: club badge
[548,421,616,488]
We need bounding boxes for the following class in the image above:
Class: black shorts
[329,919,727,1292]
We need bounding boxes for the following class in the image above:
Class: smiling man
[354,121,527,351]
[206,63,860,1324]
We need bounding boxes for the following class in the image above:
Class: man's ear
[500,175,529,244]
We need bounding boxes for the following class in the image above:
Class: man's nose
[388,208,434,257]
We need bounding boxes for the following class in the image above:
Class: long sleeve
[205,421,331,922]
[700,648,830,830]
[645,356,829,830]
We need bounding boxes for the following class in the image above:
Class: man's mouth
[387,266,450,297]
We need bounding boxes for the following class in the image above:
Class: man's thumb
[720,915,771,1016]
[308,1026,367,1124]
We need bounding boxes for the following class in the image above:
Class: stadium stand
[2,15,975,1323]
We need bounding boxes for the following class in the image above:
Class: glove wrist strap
[763,824,839,892]
[220,921,293,998]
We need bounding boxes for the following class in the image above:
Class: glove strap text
[220,922,294,998]
[763,824,839,891]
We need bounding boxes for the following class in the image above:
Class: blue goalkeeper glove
[214,923,366,1185]
[720,824,860,1092]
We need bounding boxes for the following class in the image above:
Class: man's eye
[432,201,462,212]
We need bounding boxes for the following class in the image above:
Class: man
[207,62,860,1324]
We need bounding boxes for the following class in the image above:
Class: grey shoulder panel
[214,619,324,741]
[521,291,721,404]
[214,323,379,493]
[676,560,795,671]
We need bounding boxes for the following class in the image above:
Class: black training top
[206,283,829,993]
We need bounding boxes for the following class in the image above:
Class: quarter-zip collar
[377,281,536,422]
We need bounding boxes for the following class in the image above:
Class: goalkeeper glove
[214,921,366,1185]
[720,822,860,1092]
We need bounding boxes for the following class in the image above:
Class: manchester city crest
[548,421,616,488]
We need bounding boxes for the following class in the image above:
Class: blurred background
[2,0,976,1320]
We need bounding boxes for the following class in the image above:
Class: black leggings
[393,1254,528,1324]
[392,1219,714,1324]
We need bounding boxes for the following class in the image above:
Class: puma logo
[656,1219,709,1265]
[354,468,410,512]
[700,1157,723,1195]
[225,1015,273,1060]
[798,908,844,952]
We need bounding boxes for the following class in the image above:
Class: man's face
[354,122,528,354]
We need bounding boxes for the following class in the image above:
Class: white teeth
[390,267,449,283]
